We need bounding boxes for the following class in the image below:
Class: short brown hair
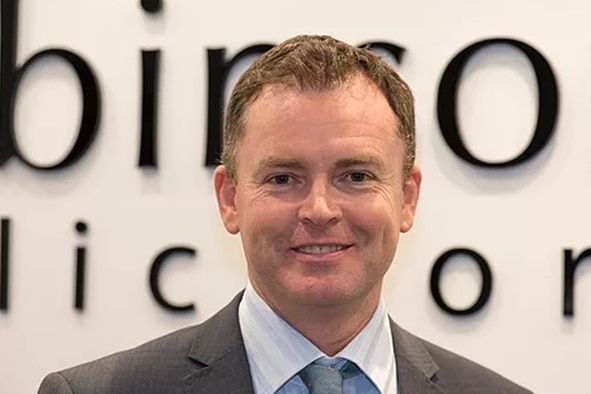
[222,34,415,179]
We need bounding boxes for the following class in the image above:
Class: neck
[253,285,381,356]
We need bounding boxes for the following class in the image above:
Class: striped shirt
[238,284,398,394]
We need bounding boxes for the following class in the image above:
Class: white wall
[1,1,590,393]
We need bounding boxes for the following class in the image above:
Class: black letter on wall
[74,221,88,311]
[205,44,274,166]
[141,0,163,13]
[1,0,101,170]
[563,248,591,317]
[0,218,10,311]
[138,50,160,168]
[149,246,196,312]
[430,248,493,316]
[437,38,558,167]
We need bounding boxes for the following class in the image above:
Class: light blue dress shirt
[238,284,398,394]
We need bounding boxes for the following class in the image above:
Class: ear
[400,165,422,233]
[214,165,240,234]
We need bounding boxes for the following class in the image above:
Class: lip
[292,244,350,253]
[290,243,353,260]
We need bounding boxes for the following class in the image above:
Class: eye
[269,174,292,185]
[346,172,370,182]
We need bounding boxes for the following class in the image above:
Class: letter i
[74,221,88,311]
[138,0,164,168]
[0,218,10,311]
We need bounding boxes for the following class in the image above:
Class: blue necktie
[299,360,360,394]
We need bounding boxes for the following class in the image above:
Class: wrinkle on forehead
[245,75,398,136]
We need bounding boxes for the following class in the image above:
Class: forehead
[244,76,398,135]
[236,75,403,171]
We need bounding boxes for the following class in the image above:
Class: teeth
[296,245,345,254]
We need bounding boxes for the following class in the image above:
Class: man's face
[215,75,421,312]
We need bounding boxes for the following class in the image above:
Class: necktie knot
[299,359,360,394]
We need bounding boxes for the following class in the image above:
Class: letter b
[1,0,101,170]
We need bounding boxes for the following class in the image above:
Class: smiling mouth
[293,245,351,255]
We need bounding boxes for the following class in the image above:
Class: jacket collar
[391,320,446,393]
[181,292,445,394]
[183,292,254,394]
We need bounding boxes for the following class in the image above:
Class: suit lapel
[180,293,447,394]
[183,292,254,394]
[391,320,446,394]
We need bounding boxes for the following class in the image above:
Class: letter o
[430,248,493,316]
[437,38,558,167]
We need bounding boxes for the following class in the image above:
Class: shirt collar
[238,283,396,393]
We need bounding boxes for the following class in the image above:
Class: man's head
[214,35,421,316]
[222,34,416,180]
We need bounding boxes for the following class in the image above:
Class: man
[39,35,531,393]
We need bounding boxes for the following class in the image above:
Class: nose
[297,180,342,226]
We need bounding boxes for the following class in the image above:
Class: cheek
[239,199,294,241]
[351,192,400,227]
[347,197,401,254]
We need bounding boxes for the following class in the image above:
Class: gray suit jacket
[38,293,532,393]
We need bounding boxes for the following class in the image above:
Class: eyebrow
[334,155,385,169]
[257,156,306,169]
[255,155,383,171]
[252,156,306,179]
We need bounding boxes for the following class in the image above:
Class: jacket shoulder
[391,322,532,393]
[38,293,246,394]
[38,325,200,394]
[421,338,532,393]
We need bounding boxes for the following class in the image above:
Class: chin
[288,282,361,307]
